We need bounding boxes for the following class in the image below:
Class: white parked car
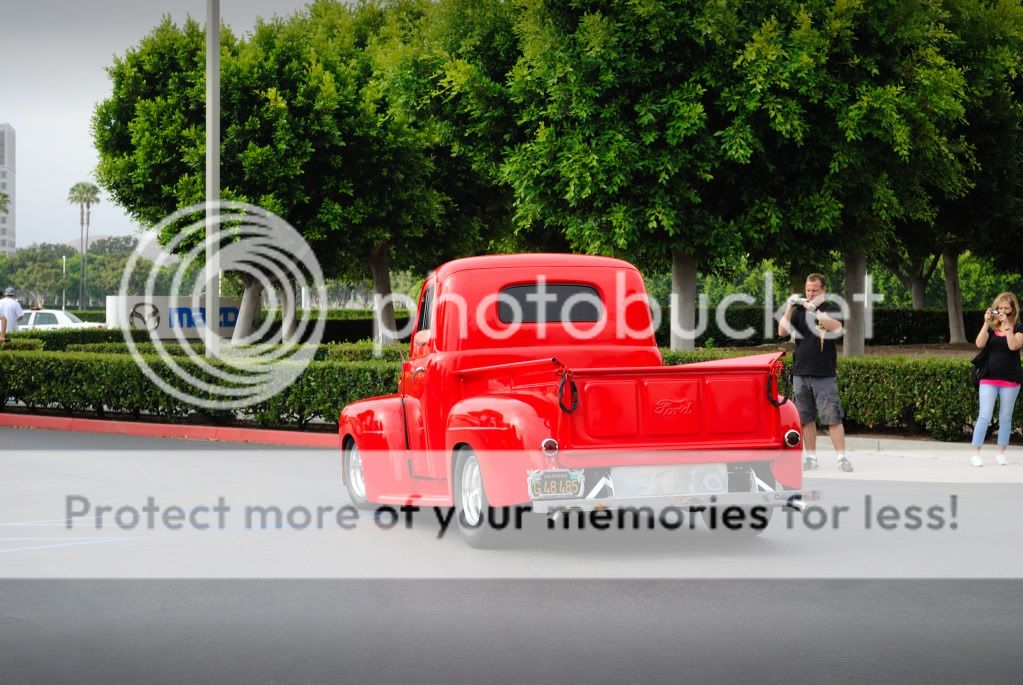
[17,309,105,331]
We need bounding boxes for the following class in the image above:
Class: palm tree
[0,191,9,214]
[67,182,100,307]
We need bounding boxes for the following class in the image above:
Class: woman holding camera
[970,292,1023,466]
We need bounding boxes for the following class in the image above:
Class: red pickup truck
[340,254,812,546]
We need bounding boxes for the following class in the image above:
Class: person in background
[778,273,853,473]
[0,287,25,342]
[970,292,1023,466]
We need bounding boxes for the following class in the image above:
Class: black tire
[454,448,501,549]
[343,440,373,510]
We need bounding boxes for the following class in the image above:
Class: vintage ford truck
[339,254,812,546]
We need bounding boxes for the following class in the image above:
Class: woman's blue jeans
[971,383,1021,448]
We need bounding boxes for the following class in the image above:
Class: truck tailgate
[561,353,786,451]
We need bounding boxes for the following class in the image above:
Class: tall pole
[62,256,66,310]
[83,203,89,308]
[205,0,220,356]
[78,204,84,308]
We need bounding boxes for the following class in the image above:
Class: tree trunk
[842,251,866,357]
[943,247,966,343]
[280,281,297,343]
[232,275,264,343]
[670,251,699,351]
[909,277,926,310]
[369,241,397,343]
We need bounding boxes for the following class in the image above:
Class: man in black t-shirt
[778,273,853,472]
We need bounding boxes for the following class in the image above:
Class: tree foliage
[90,0,1023,339]
[503,0,814,267]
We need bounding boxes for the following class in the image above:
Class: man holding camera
[778,273,853,472]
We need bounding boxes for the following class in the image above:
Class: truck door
[401,283,440,479]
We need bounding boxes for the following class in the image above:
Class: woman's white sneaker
[996,454,1008,466]
[970,455,983,467]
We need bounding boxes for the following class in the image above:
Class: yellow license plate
[529,470,585,499]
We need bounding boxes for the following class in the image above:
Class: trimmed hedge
[0,351,399,429]
[66,342,203,356]
[65,309,413,324]
[321,341,405,362]
[0,339,45,351]
[64,340,407,362]
[11,328,152,350]
[262,308,412,321]
[11,319,412,348]
[1,347,1011,440]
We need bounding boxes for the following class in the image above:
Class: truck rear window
[498,284,603,323]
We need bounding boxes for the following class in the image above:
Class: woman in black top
[970,292,1023,466]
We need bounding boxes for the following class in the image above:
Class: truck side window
[416,286,435,332]
[412,286,435,350]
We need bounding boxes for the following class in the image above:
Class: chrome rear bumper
[528,489,818,514]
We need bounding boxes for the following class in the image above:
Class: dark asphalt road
[1,579,1021,684]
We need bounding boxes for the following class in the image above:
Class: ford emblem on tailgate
[653,399,694,417]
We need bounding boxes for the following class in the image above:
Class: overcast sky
[1,0,312,248]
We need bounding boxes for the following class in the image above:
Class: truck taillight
[541,438,559,457]
[784,430,801,447]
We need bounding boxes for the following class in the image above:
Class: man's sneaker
[996,454,1008,466]
[837,457,854,473]
[970,455,983,467]
[802,456,818,471]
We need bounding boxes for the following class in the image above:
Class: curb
[844,436,965,453]
[0,413,338,448]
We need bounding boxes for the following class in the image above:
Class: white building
[0,123,14,256]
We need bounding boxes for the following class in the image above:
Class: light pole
[205,0,220,356]
[62,256,66,310]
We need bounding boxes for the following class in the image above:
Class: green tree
[504,0,841,349]
[767,0,970,353]
[6,243,77,308]
[67,182,101,307]
[94,3,477,338]
[931,0,1023,340]
[89,235,139,257]
[379,0,532,251]
[956,253,1023,309]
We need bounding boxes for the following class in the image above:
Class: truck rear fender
[446,394,556,507]
[339,396,407,498]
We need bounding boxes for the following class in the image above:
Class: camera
[989,309,1001,319]
[789,295,817,312]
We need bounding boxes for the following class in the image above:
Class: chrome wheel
[347,443,366,500]
[459,454,484,527]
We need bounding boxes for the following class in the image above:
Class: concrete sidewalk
[806,435,1023,484]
